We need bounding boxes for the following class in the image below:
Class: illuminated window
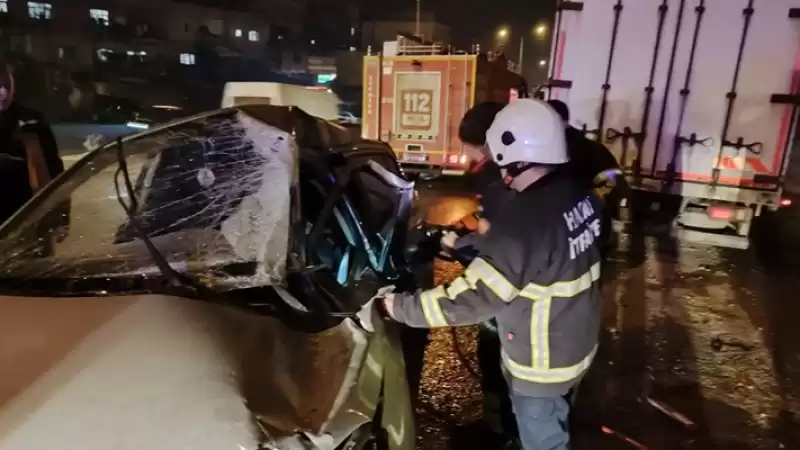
[0,1,8,13]
[248,30,259,41]
[179,53,195,65]
[234,29,242,37]
[28,2,52,19]
[90,8,109,25]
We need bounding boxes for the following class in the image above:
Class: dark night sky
[365,0,557,48]
[363,0,557,80]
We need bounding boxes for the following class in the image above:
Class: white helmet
[485,99,568,167]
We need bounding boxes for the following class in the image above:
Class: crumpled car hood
[0,294,368,450]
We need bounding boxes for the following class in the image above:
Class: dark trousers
[400,327,429,398]
[478,322,518,437]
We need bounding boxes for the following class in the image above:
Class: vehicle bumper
[399,162,466,176]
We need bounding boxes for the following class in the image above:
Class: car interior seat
[299,143,414,287]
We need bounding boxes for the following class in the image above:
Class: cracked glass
[0,109,297,294]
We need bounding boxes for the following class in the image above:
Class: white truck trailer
[547,0,800,248]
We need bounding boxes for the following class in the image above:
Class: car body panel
[0,294,414,449]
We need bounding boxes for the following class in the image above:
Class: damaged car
[0,105,418,450]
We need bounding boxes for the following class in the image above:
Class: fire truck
[361,35,528,175]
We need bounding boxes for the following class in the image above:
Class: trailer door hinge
[558,1,584,11]
[548,79,573,89]
[770,94,800,105]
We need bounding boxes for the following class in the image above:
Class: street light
[495,24,547,73]
[539,59,547,67]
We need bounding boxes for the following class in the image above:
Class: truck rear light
[459,154,468,165]
[707,206,733,220]
[780,197,792,207]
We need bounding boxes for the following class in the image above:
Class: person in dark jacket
[444,101,511,251]
[360,100,604,450]
[458,101,507,217]
[453,100,518,440]
[401,101,515,430]
[546,99,621,196]
[0,60,67,236]
[548,99,622,254]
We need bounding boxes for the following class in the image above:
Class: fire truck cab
[362,35,528,176]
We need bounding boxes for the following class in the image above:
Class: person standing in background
[0,59,67,244]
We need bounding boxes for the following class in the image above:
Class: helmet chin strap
[503,163,555,191]
[502,161,536,185]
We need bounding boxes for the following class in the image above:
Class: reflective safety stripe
[420,289,448,327]
[518,262,601,370]
[518,263,600,300]
[465,258,518,301]
[502,344,597,384]
[418,257,519,328]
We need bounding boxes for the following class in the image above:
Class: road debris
[710,335,756,352]
[601,426,648,450]
[646,397,695,427]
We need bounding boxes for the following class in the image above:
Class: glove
[355,285,395,332]
[592,185,613,202]
[440,230,458,249]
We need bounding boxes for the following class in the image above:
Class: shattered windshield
[0,109,297,295]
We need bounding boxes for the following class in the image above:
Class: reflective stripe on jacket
[392,171,603,397]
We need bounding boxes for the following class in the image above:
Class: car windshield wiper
[112,137,214,300]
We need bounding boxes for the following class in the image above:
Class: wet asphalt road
[408,177,800,450]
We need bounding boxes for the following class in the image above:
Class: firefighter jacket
[392,170,603,397]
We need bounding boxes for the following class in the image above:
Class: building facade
[0,0,305,112]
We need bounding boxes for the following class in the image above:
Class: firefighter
[359,99,604,450]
